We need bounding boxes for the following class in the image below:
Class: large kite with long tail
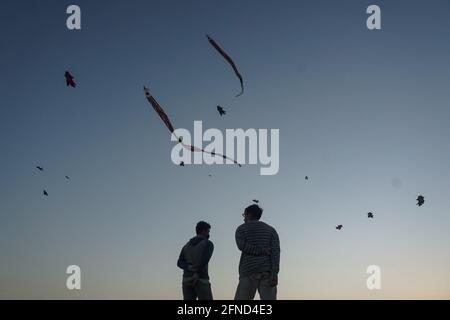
[143,86,242,167]
[206,34,244,97]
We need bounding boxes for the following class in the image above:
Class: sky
[1,0,450,299]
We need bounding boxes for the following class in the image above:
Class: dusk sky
[1,0,450,299]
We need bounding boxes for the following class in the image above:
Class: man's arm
[177,248,189,271]
[270,229,280,282]
[235,226,270,256]
[196,241,214,271]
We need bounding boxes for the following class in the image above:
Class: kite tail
[176,134,242,167]
[201,148,242,167]
[236,80,244,97]
[206,34,244,97]
[144,86,241,167]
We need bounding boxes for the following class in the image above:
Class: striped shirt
[235,220,280,277]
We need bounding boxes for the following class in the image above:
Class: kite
[36,166,44,171]
[206,34,244,97]
[336,225,343,230]
[65,71,76,88]
[252,199,259,204]
[65,176,69,180]
[143,86,241,167]
[305,176,309,180]
[43,190,48,196]
[180,161,185,167]
[417,195,425,207]
[217,106,226,116]
[368,212,374,218]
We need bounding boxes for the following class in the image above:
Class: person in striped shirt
[234,204,280,300]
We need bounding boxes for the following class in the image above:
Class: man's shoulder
[236,221,276,231]
[256,220,274,228]
[258,221,278,234]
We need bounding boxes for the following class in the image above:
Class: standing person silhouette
[177,221,214,300]
[234,204,280,300]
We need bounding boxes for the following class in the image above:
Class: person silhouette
[234,204,280,300]
[177,221,214,300]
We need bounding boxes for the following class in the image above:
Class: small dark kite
[417,195,425,207]
[65,71,76,88]
[217,106,226,116]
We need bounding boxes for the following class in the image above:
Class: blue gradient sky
[1,0,450,299]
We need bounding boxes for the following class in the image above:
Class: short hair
[245,204,263,220]
[196,221,211,234]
